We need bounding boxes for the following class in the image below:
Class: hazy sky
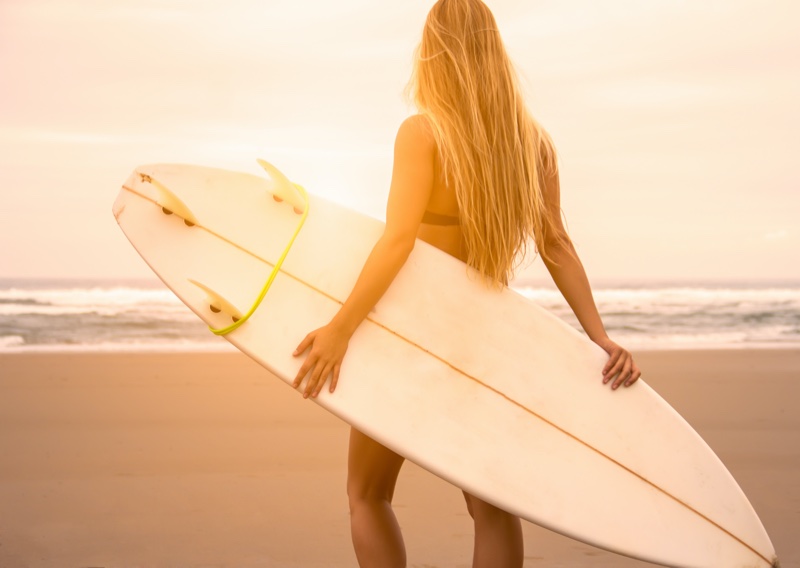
[1,0,798,282]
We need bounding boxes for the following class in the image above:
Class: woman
[292,1,641,566]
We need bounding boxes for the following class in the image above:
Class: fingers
[292,351,325,398]
[611,356,632,390]
[602,349,619,376]
[292,348,337,399]
[292,326,346,399]
[602,348,623,385]
[330,363,341,393]
[603,348,641,391]
[293,332,314,357]
[292,332,317,389]
[305,361,334,399]
[625,361,642,387]
[292,356,314,390]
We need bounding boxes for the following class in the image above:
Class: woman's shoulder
[397,114,436,147]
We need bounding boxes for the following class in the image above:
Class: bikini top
[421,210,460,226]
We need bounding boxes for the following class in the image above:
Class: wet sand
[0,350,797,567]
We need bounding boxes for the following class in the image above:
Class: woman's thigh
[347,427,405,502]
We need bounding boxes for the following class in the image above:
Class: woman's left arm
[539,168,642,390]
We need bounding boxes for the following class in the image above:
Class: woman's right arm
[539,167,641,389]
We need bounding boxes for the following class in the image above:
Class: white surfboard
[112,162,778,568]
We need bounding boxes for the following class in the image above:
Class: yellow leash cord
[210,182,310,336]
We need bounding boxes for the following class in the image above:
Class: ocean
[1,278,799,353]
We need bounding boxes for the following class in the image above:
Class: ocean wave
[0,298,48,306]
[0,337,235,353]
[1,280,799,352]
[0,335,25,349]
[0,286,180,308]
[0,304,197,318]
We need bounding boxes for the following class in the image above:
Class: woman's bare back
[416,126,468,263]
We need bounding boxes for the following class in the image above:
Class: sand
[0,350,797,568]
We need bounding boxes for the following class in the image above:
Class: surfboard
[112,161,779,568]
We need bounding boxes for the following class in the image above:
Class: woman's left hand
[292,321,351,398]
[594,337,641,390]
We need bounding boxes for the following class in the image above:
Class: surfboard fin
[139,172,198,227]
[257,159,307,215]
[188,279,243,323]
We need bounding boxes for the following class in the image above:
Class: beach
[0,350,797,568]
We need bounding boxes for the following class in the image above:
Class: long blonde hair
[407,0,569,284]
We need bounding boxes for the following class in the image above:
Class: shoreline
[0,350,797,567]
[4,343,800,355]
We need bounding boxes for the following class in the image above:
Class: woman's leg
[463,491,523,568]
[347,427,407,568]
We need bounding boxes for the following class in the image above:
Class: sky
[1,0,798,283]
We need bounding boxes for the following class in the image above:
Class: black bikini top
[421,210,460,226]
